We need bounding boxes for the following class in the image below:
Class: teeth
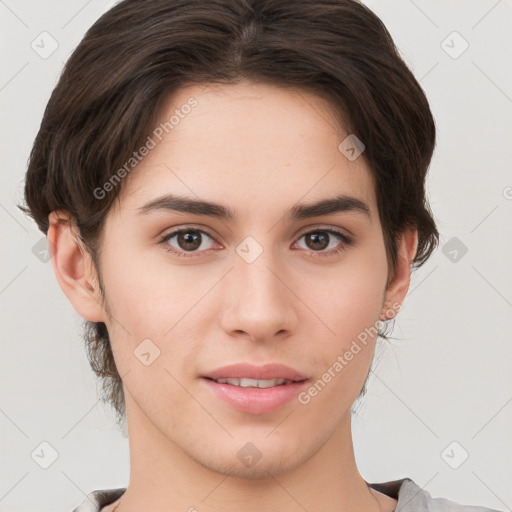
[214,377,290,388]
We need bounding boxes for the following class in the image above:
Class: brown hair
[18,0,439,427]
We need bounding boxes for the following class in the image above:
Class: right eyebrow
[137,194,236,220]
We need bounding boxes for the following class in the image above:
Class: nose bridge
[240,252,281,303]
[221,236,297,340]
[236,238,286,308]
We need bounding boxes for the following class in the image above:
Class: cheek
[299,281,384,411]
[306,242,388,341]
[99,242,211,332]
[298,239,387,395]
[98,245,219,380]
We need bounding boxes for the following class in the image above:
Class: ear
[380,229,418,321]
[47,210,106,322]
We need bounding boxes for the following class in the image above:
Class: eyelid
[159,223,352,240]
[294,224,352,240]
[158,223,353,257]
[158,224,219,249]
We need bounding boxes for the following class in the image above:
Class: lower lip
[200,378,309,414]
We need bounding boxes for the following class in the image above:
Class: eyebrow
[136,193,371,222]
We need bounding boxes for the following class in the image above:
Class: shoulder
[71,488,126,512]
[70,480,504,512]
[369,478,504,512]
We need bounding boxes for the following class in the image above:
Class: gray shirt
[71,478,503,511]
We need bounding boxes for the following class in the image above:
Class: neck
[114,394,383,512]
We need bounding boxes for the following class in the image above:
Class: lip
[201,363,309,381]
[200,363,309,414]
[200,377,309,414]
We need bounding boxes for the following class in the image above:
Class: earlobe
[47,210,106,322]
[380,229,418,321]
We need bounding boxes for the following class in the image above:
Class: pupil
[307,232,329,250]
[178,231,201,251]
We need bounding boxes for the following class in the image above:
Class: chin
[197,452,305,480]
[184,434,315,480]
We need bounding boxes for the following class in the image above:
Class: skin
[48,81,417,512]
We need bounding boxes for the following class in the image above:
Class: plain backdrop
[1,1,511,511]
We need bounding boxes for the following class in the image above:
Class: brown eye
[304,232,330,251]
[176,230,203,251]
[160,228,216,257]
[295,228,352,257]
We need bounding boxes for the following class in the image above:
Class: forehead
[111,81,377,221]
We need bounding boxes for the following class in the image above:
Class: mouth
[200,375,310,414]
[201,362,309,382]
[202,376,305,388]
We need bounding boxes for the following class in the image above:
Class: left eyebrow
[288,194,371,221]
[136,193,371,222]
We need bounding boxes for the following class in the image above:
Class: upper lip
[202,363,309,382]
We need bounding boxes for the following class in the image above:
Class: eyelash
[157,225,353,259]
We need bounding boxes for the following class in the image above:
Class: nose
[219,246,299,343]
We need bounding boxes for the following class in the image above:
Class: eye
[158,227,218,258]
[158,225,353,259]
[293,228,353,257]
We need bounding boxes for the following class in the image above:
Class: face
[73,81,398,477]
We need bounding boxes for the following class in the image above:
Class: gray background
[1,0,511,511]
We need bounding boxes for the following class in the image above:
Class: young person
[19,0,502,511]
